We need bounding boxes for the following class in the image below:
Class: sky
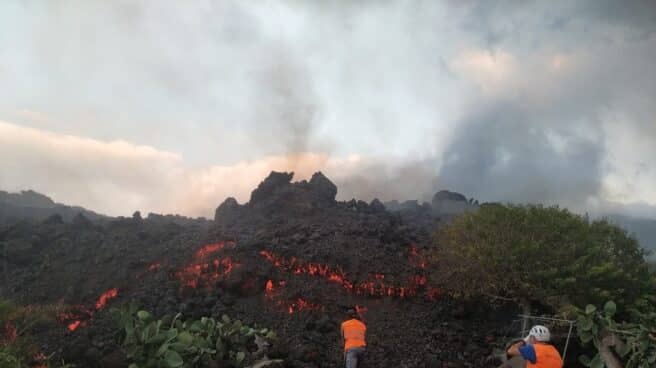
[0,0,655,218]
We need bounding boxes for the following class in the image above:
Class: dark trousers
[345,347,365,368]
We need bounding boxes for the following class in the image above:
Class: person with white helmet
[507,325,563,368]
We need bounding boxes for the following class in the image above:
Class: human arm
[506,340,525,357]
[508,341,537,364]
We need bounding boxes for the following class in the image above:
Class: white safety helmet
[524,325,550,342]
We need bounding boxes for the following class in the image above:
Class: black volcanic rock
[249,171,294,205]
[43,213,64,225]
[72,213,92,227]
[214,197,241,222]
[0,190,105,223]
[308,172,337,201]
[0,189,56,208]
[243,171,339,219]
[1,172,513,368]
[370,198,386,212]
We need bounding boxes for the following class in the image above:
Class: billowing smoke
[437,103,605,210]
[249,51,322,170]
[0,1,655,218]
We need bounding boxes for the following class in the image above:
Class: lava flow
[58,287,119,332]
[175,241,238,290]
[194,241,231,258]
[264,279,323,314]
[260,250,352,289]
[260,248,434,299]
[409,244,427,269]
[264,279,287,296]
[286,298,323,314]
[95,288,118,310]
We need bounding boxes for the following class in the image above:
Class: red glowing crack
[259,249,433,299]
[58,287,119,332]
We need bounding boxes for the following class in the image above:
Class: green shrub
[578,300,656,368]
[0,347,23,368]
[116,303,280,368]
[1,297,75,368]
[432,204,653,314]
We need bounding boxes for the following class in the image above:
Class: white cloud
[0,121,385,217]
[450,49,516,93]
[1,1,655,220]
[601,118,656,206]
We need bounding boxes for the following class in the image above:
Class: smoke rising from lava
[1,1,655,218]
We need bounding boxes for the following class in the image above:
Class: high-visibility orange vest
[341,319,366,351]
[527,343,563,368]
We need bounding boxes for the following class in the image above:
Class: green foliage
[116,303,279,368]
[0,347,76,368]
[578,300,656,368]
[0,297,75,368]
[432,204,654,312]
[0,347,23,368]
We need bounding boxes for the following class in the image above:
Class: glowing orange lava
[264,280,288,297]
[176,242,238,290]
[176,257,235,290]
[95,288,118,310]
[67,320,82,331]
[260,245,439,299]
[58,288,120,332]
[285,298,323,314]
[194,242,226,259]
[260,250,354,290]
[409,244,427,269]
[259,249,434,299]
[262,279,323,313]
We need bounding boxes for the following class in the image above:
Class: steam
[250,51,320,170]
[0,1,655,217]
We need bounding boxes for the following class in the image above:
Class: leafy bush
[578,301,656,368]
[0,348,23,368]
[432,204,654,314]
[116,303,280,368]
[1,298,75,368]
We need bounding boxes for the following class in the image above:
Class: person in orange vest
[507,325,563,368]
[340,308,366,368]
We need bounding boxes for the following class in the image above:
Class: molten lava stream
[176,256,236,290]
[286,298,323,314]
[263,279,323,314]
[58,287,119,332]
[67,320,82,332]
[95,288,118,310]
[195,242,225,258]
[408,244,427,269]
[260,248,438,299]
[175,241,238,291]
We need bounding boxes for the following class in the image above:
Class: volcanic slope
[1,172,514,368]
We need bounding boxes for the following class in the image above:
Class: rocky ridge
[1,172,517,368]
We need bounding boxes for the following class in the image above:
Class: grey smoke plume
[0,0,655,218]
[250,50,321,169]
[437,102,605,207]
